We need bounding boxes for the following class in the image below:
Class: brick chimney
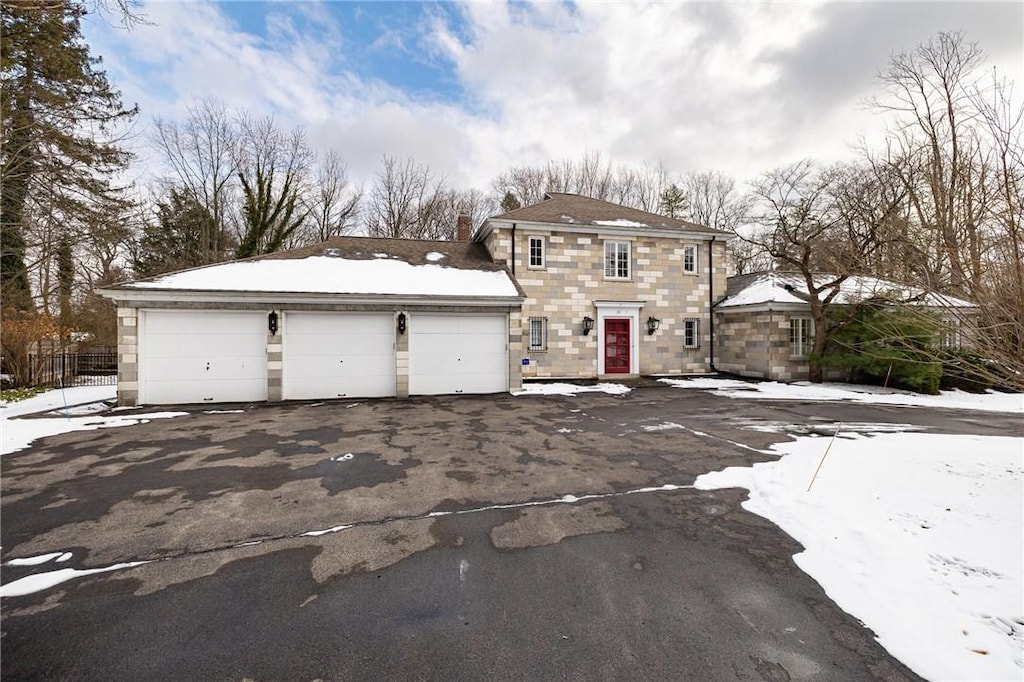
[456,213,472,242]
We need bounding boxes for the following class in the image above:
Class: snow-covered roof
[717,272,976,310]
[105,237,523,300]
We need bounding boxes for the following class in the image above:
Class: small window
[940,319,961,349]
[528,236,545,268]
[684,319,700,348]
[683,244,698,273]
[528,317,548,351]
[604,241,630,279]
[790,318,813,357]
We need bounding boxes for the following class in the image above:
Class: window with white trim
[604,240,630,279]
[940,318,961,349]
[683,244,698,274]
[683,319,700,348]
[790,317,813,357]
[528,317,548,351]
[528,236,545,269]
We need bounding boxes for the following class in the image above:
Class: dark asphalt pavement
[3,384,1019,680]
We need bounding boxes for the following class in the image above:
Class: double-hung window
[683,244,698,274]
[604,241,630,279]
[790,318,813,357]
[528,317,548,351]
[528,236,545,269]
[683,319,700,348]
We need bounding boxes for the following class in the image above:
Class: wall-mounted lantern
[582,316,594,336]
[397,312,407,335]
[268,310,279,335]
[646,316,661,336]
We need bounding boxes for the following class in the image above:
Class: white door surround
[594,300,643,375]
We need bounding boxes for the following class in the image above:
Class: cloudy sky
[84,1,1022,191]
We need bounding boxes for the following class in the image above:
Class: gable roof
[486,193,727,235]
[717,271,976,310]
[100,236,524,300]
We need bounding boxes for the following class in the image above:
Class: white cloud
[84,0,1023,194]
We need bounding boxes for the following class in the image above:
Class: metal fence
[27,352,118,388]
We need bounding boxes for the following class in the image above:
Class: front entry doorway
[604,318,631,374]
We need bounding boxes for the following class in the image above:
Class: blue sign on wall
[521,358,530,366]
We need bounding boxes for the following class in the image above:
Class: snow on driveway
[696,430,1024,681]
[662,377,1024,414]
[514,382,632,397]
[1,385,186,456]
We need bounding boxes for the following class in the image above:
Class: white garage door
[409,314,508,396]
[283,312,396,400]
[140,310,268,405]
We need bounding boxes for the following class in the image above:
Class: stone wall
[715,309,824,382]
[486,227,728,378]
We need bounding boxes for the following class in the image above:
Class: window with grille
[683,319,700,348]
[683,244,698,273]
[790,317,813,357]
[604,241,630,279]
[528,317,548,351]
[528,236,545,268]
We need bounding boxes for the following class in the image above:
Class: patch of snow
[425,252,445,262]
[5,552,66,567]
[301,524,353,537]
[125,255,520,298]
[2,411,187,457]
[330,453,354,462]
[662,378,1024,414]
[695,432,1024,681]
[0,561,150,598]
[0,385,116,418]
[594,219,649,228]
[203,409,245,414]
[641,422,685,432]
[554,427,581,434]
[514,382,632,397]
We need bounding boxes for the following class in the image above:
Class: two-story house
[478,193,729,380]
[100,194,727,406]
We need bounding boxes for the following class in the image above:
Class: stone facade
[714,309,844,382]
[485,227,728,378]
[114,299,521,405]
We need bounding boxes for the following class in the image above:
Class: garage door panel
[140,311,268,405]
[283,313,396,400]
[409,314,507,396]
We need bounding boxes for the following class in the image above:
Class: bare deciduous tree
[152,99,238,263]
[364,155,450,240]
[306,150,361,242]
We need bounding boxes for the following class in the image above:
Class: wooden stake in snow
[807,422,843,492]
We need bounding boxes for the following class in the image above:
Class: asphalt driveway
[3,385,1018,680]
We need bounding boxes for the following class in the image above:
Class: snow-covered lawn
[662,377,1024,414]
[697,430,1024,681]
[1,385,186,456]
[513,382,632,397]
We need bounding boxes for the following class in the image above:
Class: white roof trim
[478,218,721,242]
[97,288,523,307]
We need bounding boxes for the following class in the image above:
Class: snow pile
[594,218,649,228]
[514,382,632,397]
[1,385,186,456]
[696,431,1024,681]
[124,255,520,298]
[718,272,976,309]
[662,377,1024,414]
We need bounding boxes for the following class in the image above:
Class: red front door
[604,318,630,374]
